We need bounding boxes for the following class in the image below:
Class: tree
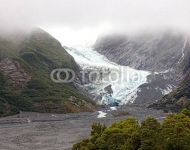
[72,138,96,150]
[139,117,162,150]
[161,113,190,150]
[96,117,139,150]
[91,123,106,142]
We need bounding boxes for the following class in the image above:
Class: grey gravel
[0,106,167,150]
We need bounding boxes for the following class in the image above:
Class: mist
[0,0,190,46]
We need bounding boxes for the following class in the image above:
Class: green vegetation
[113,111,130,117]
[0,28,95,116]
[0,97,19,117]
[72,109,190,150]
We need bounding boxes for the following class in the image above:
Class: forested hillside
[0,28,95,117]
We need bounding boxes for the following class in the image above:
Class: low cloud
[1,0,190,45]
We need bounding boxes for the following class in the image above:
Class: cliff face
[0,58,30,86]
[94,30,188,72]
[0,28,95,117]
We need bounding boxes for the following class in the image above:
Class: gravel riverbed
[0,106,167,150]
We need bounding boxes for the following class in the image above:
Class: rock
[163,109,168,113]
[94,30,187,73]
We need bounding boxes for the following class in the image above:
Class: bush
[72,109,190,150]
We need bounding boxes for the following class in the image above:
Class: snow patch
[110,107,117,110]
[97,111,107,118]
[178,38,187,64]
[160,84,175,95]
[52,115,58,118]
[27,119,31,123]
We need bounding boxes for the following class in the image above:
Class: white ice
[178,38,187,64]
[97,111,107,118]
[160,84,175,95]
[110,107,117,110]
[27,119,31,123]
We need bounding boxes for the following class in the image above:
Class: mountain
[94,30,190,109]
[94,30,187,72]
[149,38,190,112]
[0,28,95,117]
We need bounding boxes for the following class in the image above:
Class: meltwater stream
[65,45,151,105]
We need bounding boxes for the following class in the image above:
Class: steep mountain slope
[0,28,95,117]
[149,38,190,111]
[94,30,187,72]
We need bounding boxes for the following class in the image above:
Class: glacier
[65,45,151,105]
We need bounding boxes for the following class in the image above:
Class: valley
[1,1,190,150]
[0,27,190,150]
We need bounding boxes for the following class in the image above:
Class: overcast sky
[0,0,190,46]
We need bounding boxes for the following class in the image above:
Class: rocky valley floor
[0,106,167,150]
